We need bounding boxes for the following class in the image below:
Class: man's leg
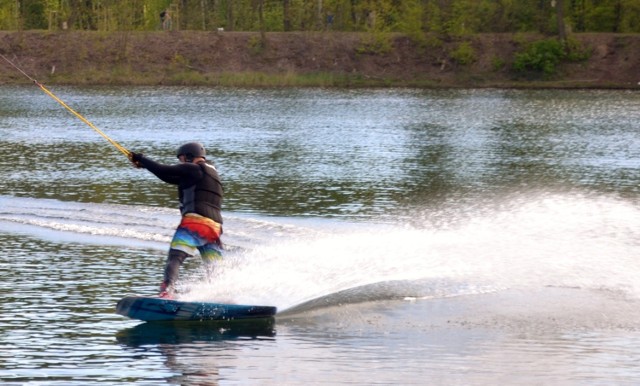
[199,240,223,282]
[160,248,189,297]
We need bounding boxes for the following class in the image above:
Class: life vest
[179,162,223,224]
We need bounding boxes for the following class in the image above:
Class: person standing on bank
[130,142,223,299]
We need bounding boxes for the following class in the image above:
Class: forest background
[0,0,639,88]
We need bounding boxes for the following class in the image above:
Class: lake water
[0,86,639,385]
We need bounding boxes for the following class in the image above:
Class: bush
[513,38,565,75]
[491,56,506,71]
[450,41,476,65]
[513,37,591,76]
[565,37,592,62]
[356,32,393,55]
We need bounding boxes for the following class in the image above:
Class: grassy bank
[1,31,639,88]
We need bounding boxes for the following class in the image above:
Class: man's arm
[137,156,202,185]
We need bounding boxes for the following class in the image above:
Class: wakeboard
[116,296,277,322]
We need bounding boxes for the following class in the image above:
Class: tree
[554,0,566,43]
[283,0,291,31]
[67,0,97,30]
[22,0,47,29]
[0,0,638,33]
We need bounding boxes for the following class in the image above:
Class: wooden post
[201,0,207,30]
[170,3,179,30]
[227,0,234,31]
[49,11,58,30]
[15,0,21,30]
[283,0,291,31]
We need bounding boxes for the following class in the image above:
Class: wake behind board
[116,296,277,322]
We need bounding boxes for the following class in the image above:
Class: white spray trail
[182,193,640,311]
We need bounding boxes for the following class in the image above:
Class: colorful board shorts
[170,213,223,262]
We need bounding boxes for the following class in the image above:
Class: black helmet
[177,142,206,161]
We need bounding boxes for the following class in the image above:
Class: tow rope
[0,53,132,159]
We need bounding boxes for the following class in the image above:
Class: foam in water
[181,193,640,311]
[2,194,638,311]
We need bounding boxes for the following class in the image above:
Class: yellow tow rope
[0,53,132,159]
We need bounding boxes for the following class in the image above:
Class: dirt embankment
[0,30,638,88]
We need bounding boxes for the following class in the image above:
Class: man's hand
[130,152,145,168]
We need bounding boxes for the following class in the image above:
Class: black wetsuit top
[138,157,223,224]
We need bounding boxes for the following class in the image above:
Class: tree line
[1,0,638,34]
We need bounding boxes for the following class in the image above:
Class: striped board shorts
[170,213,223,262]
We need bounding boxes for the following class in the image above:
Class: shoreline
[1,31,639,89]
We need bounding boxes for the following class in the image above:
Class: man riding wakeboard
[130,142,223,298]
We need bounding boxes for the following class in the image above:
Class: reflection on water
[0,87,639,384]
[116,319,276,346]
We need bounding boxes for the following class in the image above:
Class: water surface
[1,86,639,384]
